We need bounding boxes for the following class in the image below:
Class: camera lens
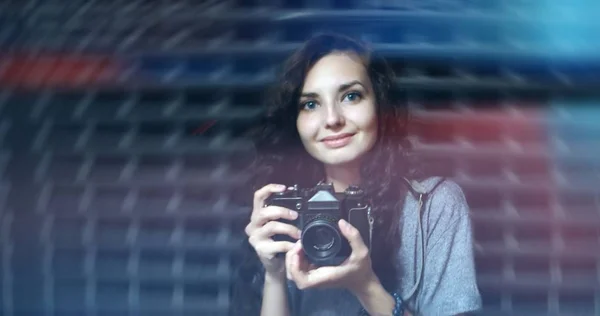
[302,216,341,260]
[311,227,335,251]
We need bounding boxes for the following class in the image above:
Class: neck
[324,162,361,192]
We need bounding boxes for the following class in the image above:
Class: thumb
[339,219,367,253]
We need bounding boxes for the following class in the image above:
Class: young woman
[229,33,482,316]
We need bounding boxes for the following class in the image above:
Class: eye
[343,91,362,103]
[301,100,318,111]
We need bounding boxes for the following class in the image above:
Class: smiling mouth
[321,133,355,141]
[321,134,354,148]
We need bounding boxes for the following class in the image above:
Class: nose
[324,104,345,128]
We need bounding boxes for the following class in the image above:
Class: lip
[321,133,355,148]
[321,133,355,141]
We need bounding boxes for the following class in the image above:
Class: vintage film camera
[266,182,373,266]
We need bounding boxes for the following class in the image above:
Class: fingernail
[278,185,287,190]
[296,229,302,239]
[289,210,298,219]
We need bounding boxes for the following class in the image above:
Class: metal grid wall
[0,95,12,315]
[2,1,600,315]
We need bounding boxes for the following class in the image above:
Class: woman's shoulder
[397,177,482,314]
[404,176,463,197]
[401,176,469,222]
[403,175,465,200]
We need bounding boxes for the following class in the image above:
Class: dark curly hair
[229,33,418,316]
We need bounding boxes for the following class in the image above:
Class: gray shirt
[288,177,482,316]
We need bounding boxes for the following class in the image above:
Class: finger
[253,183,287,210]
[287,242,307,283]
[253,206,298,227]
[255,221,302,240]
[285,240,301,280]
[290,257,344,289]
[339,219,369,260]
[287,242,307,267]
[244,220,264,237]
[287,242,342,289]
[246,205,297,238]
[254,241,296,259]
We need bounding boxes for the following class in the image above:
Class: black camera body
[266,182,372,267]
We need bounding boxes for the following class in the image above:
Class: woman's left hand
[285,219,377,293]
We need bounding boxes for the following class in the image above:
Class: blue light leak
[530,1,600,59]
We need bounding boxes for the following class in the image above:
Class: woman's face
[296,52,378,168]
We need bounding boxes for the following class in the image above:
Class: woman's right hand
[245,183,302,279]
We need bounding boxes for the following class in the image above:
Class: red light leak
[193,120,217,135]
[0,55,120,87]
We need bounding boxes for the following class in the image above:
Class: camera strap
[401,177,446,313]
[368,207,374,251]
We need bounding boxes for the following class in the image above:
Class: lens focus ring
[301,214,342,260]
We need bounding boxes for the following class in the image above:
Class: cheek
[296,114,315,142]
[359,107,378,140]
[364,116,378,145]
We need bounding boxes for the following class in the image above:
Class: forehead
[302,52,369,91]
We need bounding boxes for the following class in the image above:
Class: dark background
[1,1,600,315]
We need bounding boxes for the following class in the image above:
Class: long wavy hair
[229,33,418,315]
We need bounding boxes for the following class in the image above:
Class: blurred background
[1,0,600,315]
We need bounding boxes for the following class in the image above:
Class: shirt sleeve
[414,181,482,315]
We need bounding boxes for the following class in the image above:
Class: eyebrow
[300,80,365,99]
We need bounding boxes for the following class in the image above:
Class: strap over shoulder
[399,176,447,310]
[402,177,446,199]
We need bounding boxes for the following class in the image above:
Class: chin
[304,139,377,167]
[317,148,367,167]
